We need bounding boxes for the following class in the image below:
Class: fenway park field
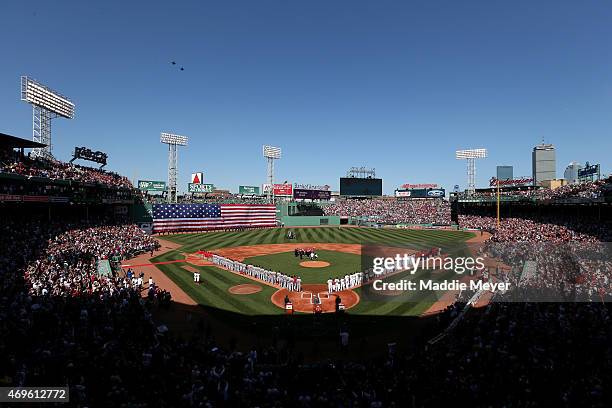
[148,227,479,317]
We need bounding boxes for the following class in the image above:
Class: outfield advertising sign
[293,188,331,200]
[239,185,260,195]
[395,188,445,198]
[138,180,166,191]
[262,183,293,196]
[188,183,214,193]
[489,177,533,187]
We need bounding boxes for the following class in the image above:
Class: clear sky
[1,0,611,194]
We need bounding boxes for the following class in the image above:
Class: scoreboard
[340,178,383,196]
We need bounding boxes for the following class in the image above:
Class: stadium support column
[467,157,475,195]
[263,145,282,204]
[168,143,178,203]
[160,133,188,204]
[267,156,274,204]
[456,149,487,196]
[32,106,55,159]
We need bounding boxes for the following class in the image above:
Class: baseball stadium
[2,2,612,407]
[141,226,485,315]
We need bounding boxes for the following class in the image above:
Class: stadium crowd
[536,177,611,199]
[324,198,451,224]
[25,223,160,297]
[459,214,609,243]
[0,154,133,189]
[467,177,611,200]
[459,213,612,302]
[1,163,610,407]
[1,210,610,406]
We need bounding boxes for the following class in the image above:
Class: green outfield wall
[280,215,341,226]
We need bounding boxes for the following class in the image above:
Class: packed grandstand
[1,141,611,406]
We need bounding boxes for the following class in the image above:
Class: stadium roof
[0,132,46,148]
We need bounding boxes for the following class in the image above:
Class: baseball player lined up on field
[211,254,301,291]
[193,272,200,284]
[327,261,401,293]
[327,271,363,293]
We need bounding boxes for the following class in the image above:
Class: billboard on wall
[294,183,330,191]
[239,185,261,195]
[188,183,214,193]
[578,163,600,178]
[340,178,383,196]
[263,183,293,196]
[293,189,332,200]
[395,188,445,198]
[401,183,438,189]
[489,177,533,187]
[138,180,166,192]
[191,172,203,184]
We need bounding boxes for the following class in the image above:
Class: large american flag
[152,203,277,232]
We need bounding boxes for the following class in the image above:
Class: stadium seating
[0,153,133,189]
[323,198,451,224]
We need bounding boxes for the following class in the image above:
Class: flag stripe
[152,203,276,232]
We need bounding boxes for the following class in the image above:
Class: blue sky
[1,0,611,194]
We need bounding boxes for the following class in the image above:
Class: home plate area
[271,284,360,313]
[301,290,330,303]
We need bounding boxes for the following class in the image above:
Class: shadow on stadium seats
[151,300,445,360]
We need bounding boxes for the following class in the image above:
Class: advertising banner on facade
[293,189,332,200]
[239,185,261,195]
[188,183,214,193]
[138,180,166,192]
[191,173,203,184]
[263,183,293,196]
[489,177,533,187]
[395,188,445,198]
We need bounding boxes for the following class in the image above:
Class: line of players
[211,254,302,291]
[211,250,411,294]
[327,261,402,293]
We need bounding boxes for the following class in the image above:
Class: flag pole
[496,178,500,228]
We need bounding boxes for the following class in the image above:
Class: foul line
[121,259,186,268]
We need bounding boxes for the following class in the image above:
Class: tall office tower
[532,143,556,185]
[496,165,513,180]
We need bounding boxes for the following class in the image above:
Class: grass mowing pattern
[152,227,474,316]
[162,227,472,251]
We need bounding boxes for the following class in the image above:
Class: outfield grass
[154,262,282,315]
[161,227,473,252]
[244,250,363,284]
[152,227,474,316]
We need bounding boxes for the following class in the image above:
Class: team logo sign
[191,172,203,184]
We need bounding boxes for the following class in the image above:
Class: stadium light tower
[263,145,281,203]
[456,148,487,195]
[21,76,75,159]
[161,132,188,203]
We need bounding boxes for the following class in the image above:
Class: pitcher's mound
[229,284,262,295]
[300,261,330,268]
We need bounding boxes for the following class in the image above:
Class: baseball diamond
[3,6,612,406]
[150,226,480,316]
